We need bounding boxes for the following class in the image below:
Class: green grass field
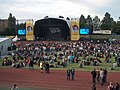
[0,56,119,72]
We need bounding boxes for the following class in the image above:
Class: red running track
[0,68,120,90]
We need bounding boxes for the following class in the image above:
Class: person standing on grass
[67,68,71,80]
[71,67,75,80]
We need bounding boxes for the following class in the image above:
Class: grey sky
[0,0,120,21]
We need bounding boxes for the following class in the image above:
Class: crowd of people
[1,40,119,71]
[2,57,12,66]
[1,40,120,90]
[91,68,120,90]
[107,82,120,90]
[8,40,119,69]
[91,68,107,85]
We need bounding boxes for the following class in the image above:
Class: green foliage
[111,18,120,34]
[115,21,120,34]
[16,23,26,30]
[111,21,117,33]
[79,15,93,32]
[0,31,5,35]
[6,13,16,35]
[101,12,114,30]
[93,16,100,31]
[86,15,92,26]
[79,15,87,28]
[79,12,120,35]
[1,12,120,35]
[4,27,16,35]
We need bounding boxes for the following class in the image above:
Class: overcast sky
[0,0,120,21]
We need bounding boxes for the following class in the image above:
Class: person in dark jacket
[91,69,97,83]
[29,59,34,70]
[46,62,50,73]
[103,68,107,83]
[71,67,75,80]
[67,68,71,80]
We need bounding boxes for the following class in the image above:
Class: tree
[79,15,87,28]
[4,27,12,36]
[17,23,26,30]
[114,18,120,34]
[93,16,101,31]
[86,15,93,27]
[111,21,117,34]
[86,15,93,34]
[101,12,114,30]
[6,13,16,35]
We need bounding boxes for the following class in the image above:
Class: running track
[0,68,120,90]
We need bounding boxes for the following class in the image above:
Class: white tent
[0,38,12,56]
[12,35,20,42]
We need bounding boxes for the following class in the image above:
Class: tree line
[0,12,120,36]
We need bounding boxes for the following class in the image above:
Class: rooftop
[0,38,9,43]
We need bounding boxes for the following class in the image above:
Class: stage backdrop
[70,19,80,41]
[34,18,70,41]
[26,21,34,40]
